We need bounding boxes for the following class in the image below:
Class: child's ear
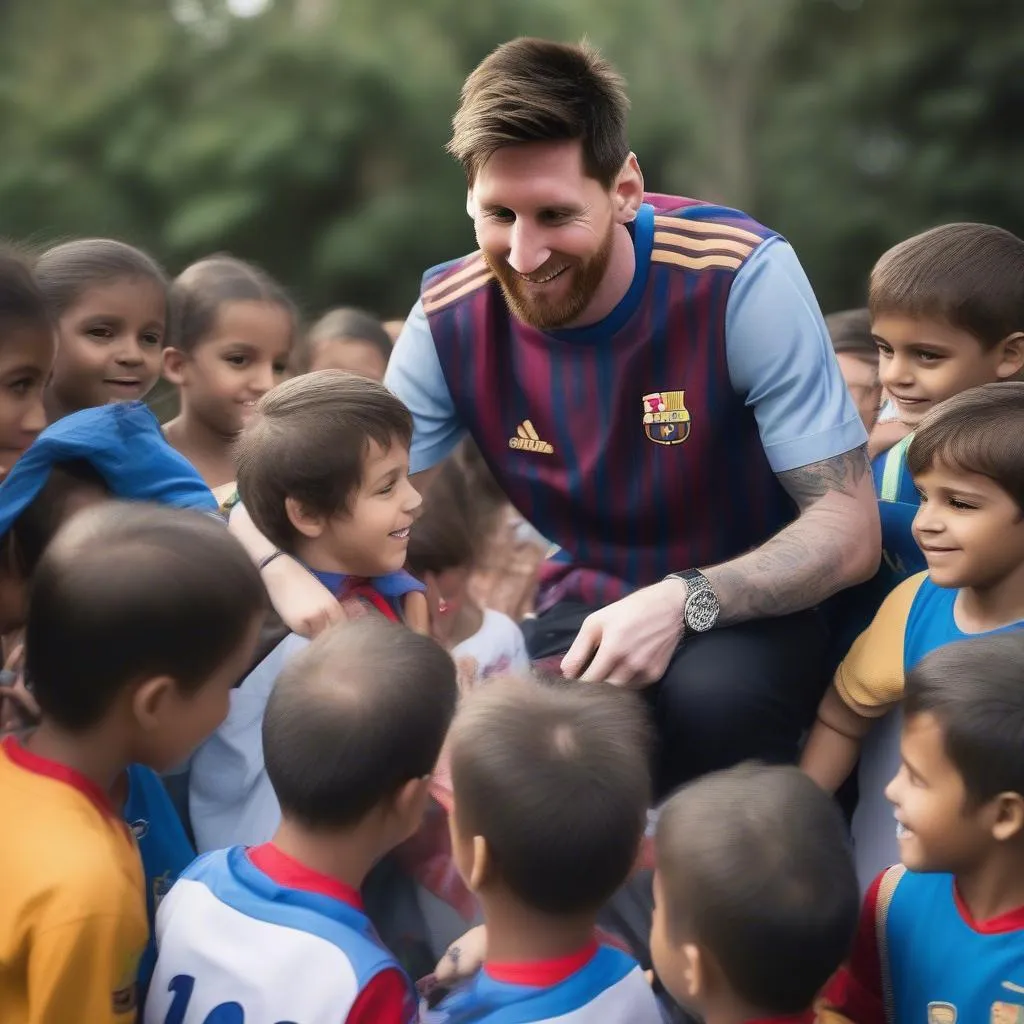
[996,332,1024,379]
[284,497,324,539]
[681,943,704,1001]
[162,347,189,386]
[131,675,177,731]
[991,792,1024,842]
[391,775,432,839]
[467,834,491,892]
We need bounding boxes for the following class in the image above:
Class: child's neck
[291,539,366,579]
[955,567,1024,633]
[479,891,596,966]
[23,719,128,796]
[955,844,1024,924]
[164,408,237,491]
[269,818,379,893]
[441,598,484,649]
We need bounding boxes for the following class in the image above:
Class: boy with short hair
[191,370,429,851]
[433,674,661,1023]
[0,502,265,1024]
[868,223,1024,579]
[822,631,1024,1021]
[652,763,860,1024]
[145,617,458,1024]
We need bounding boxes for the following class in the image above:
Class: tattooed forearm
[701,446,879,625]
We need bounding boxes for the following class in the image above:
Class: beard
[485,221,615,331]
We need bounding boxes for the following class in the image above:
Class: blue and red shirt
[387,194,865,608]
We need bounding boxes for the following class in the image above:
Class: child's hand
[455,656,480,696]
[435,925,487,984]
[262,556,345,637]
[0,645,39,734]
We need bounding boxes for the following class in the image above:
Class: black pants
[524,601,830,799]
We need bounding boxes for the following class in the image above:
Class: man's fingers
[560,619,601,677]
[577,640,624,684]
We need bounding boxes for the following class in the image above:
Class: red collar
[744,1013,815,1024]
[248,842,363,910]
[954,880,1024,934]
[1,735,117,819]
[485,941,598,987]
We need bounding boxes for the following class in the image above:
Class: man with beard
[241,38,879,796]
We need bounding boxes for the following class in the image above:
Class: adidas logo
[509,420,554,455]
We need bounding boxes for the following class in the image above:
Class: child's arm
[801,684,875,793]
[402,590,431,635]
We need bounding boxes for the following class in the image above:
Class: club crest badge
[643,391,690,445]
[927,1003,957,1024]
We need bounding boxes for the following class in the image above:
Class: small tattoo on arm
[447,945,461,966]
[777,445,870,508]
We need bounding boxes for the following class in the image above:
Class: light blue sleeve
[384,298,465,474]
[726,238,867,474]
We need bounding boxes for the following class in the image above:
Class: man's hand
[560,578,686,687]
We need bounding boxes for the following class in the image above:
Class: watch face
[685,588,719,632]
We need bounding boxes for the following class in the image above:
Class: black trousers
[523,601,830,799]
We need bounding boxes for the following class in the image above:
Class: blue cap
[0,401,218,537]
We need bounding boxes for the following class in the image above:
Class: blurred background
[1,0,1022,321]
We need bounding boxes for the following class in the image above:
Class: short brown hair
[869,223,1024,348]
[906,381,1024,513]
[234,370,412,553]
[825,307,876,363]
[656,763,859,1017]
[449,38,630,187]
[449,674,651,915]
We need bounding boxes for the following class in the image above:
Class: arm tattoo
[704,445,874,625]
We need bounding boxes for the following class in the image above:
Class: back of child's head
[654,763,859,1017]
[35,238,168,320]
[235,369,413,553]
[406,458,477,578]
[869,223,1024,348]
[295,307,391,380]
[169,255,296,354]
[905,631,1024,809]
[262,616,457,829]
[25,501,265,735]
[448,673,651,914]
[906,381,1024,513]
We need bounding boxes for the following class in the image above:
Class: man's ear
[284,497,324,540]
[612,153,644,225]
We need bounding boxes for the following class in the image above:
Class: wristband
[258,550,285,572]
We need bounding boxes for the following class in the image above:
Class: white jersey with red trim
[424,943,662,1023]
[144,845,415,1024]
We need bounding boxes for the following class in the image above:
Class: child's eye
[86,326,114,340]
[378,483,395,495]
[949,497,977,511]
[141,333,162,347]
[273,362,288,375]
[225,354,248,367]
[8,377,34,396]
[875,343,893,357]
[916,350,943,363]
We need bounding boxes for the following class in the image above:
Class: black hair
[905,632,1024,807]
[35,239,168,318]
[449,674,651,914]
[656,763,859,1016]
[262,617,457,829]
[0,250,52,336]
[406,458,478,576]
[169,255,296,353]
[295,307,392,375]
[26,502,265,731]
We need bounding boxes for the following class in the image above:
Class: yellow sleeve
[834,572,928,717]
[28,908,145,1024]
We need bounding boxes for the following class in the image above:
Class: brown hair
[449,38,630,187]
[292,307,391,376]
[449,674,651,915]
[169,255,297,353]
[656,763,859,1017]
[869,223,1024,348]
[905,381,1024,513]
[234,370,413,553]
[0,249,51,336]
[825,307,876,363]
[406,459,478,577]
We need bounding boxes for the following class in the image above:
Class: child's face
[886,711,993,874]
[166,300,291,436]
[48,277,165,414]
[309,337,388,382]
[0,322,54,475]
[836,352,882,432]
[873,314,1023,427]
[305,439,422,577]
[912,460,1024,591]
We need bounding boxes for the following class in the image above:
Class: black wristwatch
[665,569,720,633]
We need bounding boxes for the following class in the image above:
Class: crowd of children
[0,211,1023,1024]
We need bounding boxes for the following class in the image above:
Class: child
[297,306,392,381]
[406,458,529,684]
[822,631,1024,1022]
[145,617,457,1024]
[36,238,168,421]
[0,502,264,1024]
[802,383,1024,876]
[826,308,880,433]
[162,256,296,500]
[652,763,860,1024]
[190,369,426,851]
[0,253,53,481]
[432,674,661,1023]
[868,223,1024,581]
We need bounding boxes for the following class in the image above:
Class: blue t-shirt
[871,433,924,581]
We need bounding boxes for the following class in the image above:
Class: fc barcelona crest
[643,391,691,445]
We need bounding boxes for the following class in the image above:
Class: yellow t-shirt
[0,737,148,1024]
